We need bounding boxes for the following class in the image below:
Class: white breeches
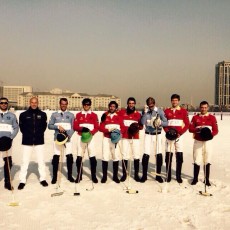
[19,145,46,183]
[193,140,212,165]
[76,135,96,158]
[102,137,120,162]
[121,138,140,160]
[165,135,184,153]
[144,134,163,156]
[53,140,73,156]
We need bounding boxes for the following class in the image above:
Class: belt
[145,131,161,135]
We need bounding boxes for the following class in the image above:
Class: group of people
[0,94,218,191]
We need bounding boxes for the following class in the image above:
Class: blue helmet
[110,129,121,144]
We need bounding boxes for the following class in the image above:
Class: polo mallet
[86,143,95,192]
[6,150,20,207]
[51,144,65,197]
[199,142,213,196]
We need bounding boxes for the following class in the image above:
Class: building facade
[215,61,230,107]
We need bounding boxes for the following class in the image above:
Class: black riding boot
[176,152,183,183]
[120,160,128,182]
[165,152,173,182]
[90,156,98,183]
[140,154,150,183]
[204,163,211,186]
[134,159,140,182]
[101,161,108,183]
[51,155,59,184]
[3,156,13,190]
[66,154,74,182]
[75,156,83,183]
[156,154,164,183]
[113,161,120,183]
[191,163,200,185]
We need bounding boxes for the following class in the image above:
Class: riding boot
[66,154,74,182]
[204,163,211,186]
[120,160,128,182]
[191,163,200,185]
[51,155,59,184]
[101,161,108,183]
[113,161,120,183]
[176,152,183,183]
[156,154,164,183]
[90,156,98,183]
[75,156,83,183]
[165,152,173,182]
[140,154,150,183]
[3,156,13,190]
[134,159,140,182]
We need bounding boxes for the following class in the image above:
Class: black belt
[145,131,161,135]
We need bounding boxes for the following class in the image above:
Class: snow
[0,112,229,230]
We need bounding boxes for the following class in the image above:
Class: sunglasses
[83,104,91,106]
[0,102,8,105]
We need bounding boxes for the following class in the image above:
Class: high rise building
[215,61,230,107]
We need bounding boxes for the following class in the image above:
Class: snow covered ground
[0,111,229,230]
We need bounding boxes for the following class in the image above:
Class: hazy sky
[0,0,230,107]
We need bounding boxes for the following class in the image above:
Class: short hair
[59,98,68,104]
[200,101,209,107]
[30,96,38,103]
[82,98,92,105]
[109,101,118,109]
[127,97,136,104]
[146,97,155,105]
[0,97,8,102]
[171,94,180,101]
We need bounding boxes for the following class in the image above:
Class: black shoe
[191,179,198,185]
[140,176,147,183]
[113,176,120,183]
[5,181,13,190]
[101,177,107,183]
[176,177,183,183]
[18,183,25,190]
[134,174,141,182]
[51,178,57,184]
[92,176,98,183]
[40,180,48,187]
[156,176,164,183]
[204,179,211,187]
[68,176,75,183]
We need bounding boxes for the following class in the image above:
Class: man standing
[0,97,19,190]
[18,97,48,190]
[73,98,99,183]
[99,101,124,183]
[119,97,143,182]
[164,94,189,183]
[140,97,168,183]
[48,98,75,184]
[189,101,218,186]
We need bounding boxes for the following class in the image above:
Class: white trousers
[53,140,73,156]
[76,135,96,158]
[193,140,212,165]
[144,134,163,157]
[165,135,184,152]
[19,145,46,183]
[0,148,12,158]
[121,138,140,160]
[102,137,120,161]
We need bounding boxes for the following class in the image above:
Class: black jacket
[19,107,47,145]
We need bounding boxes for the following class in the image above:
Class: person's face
[60,100,68,112]
[0,99,8,112]
[200,104,209,115]
[147,101,155,111]
[83,103,91,111]
[171,98,179,108]
[109,104,117,114]
[127,100,135,110]
[30,98,38,109]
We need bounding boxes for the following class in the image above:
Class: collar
[170,106,181,110]
[199,112,209,117]
[82,110,92,115]
[0,109,8,114]
[58,110,68,113]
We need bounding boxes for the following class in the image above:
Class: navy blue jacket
[19,107,47,145]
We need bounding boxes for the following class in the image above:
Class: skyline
[1,0,230,107]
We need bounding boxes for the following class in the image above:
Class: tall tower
[215,61,230,107]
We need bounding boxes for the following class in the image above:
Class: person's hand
[108,127,116,132]
[58,126,65,133]
[153,118,161,128]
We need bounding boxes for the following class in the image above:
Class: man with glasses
[18,97,48,190]
[73,98,99,183]
[0,97,19,190]
[48,98,75,184]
